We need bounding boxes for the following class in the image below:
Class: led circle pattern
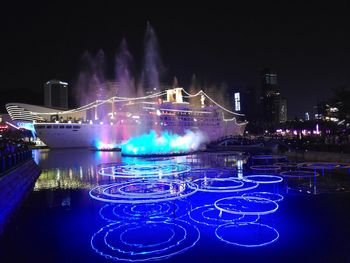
[190,167,235,179]
[215,223,279,247]
[243,174,283,184]
[188,204,259,227]
[193,177,259,193]
[91,219,200,262]
[99,201,189,222]
[242,192,284,202]
[280,170,318,178]
[98,163,191,178]
[214,196,279,215]
[90,179,198,203]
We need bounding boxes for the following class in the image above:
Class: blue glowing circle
[98,163,191,178]
[124,201,189,219]
[192,177,259,193]
[90,179,198,203]
[280,170,318,178]
[99,201,190,222]
[193,177,244,192]
[249,165,281,171]
[105,221,187,255]
[214,196,279,215]
[188,204,259,227]
[215,223,279,247]
[115,181,186,197]
[130,203,163,214]
[242,192,284,202]
[243,174,283,184]
[190,167,235,178]
[91,219,200,261]
[118,223,176,248]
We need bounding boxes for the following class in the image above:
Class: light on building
[234,92,241,111]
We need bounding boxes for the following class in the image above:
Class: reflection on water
[34,167,96,190]
[1,149,349,263]
[88,159,284,261]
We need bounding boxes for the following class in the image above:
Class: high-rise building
[305,112,310,121]
[260,69,287,129]
[44,80,68,109]
[261,68,278,96]
[279,97,288,123]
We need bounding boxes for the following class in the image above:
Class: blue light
[242,192,284,202]
[98,163,191,178]
[121,130,204,156]
[17,121,36,138]
[215,223,279,247]
[188,204,260,227]
[89,179,198,203]
[91,219,200,261]
[90,160,286,261]
[214,196,279,215]
[243,174,283,184]
[193,177,259,193]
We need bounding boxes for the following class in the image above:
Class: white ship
[6,88,247,149]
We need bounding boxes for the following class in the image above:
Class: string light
[7,88,245,121]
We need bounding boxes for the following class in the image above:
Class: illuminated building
[234,92,241,112]
[305,112,310,121]
[44,80,68,109]
[315,101,340,122]
[260,69,288,129]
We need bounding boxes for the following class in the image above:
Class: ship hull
[35,122,247,148]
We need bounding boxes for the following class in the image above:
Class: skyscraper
[260,69,287,129]
[44,80,68,109]
[261,68,278,96]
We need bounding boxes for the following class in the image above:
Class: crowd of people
[275,134,350,154]
[0,139,29,156]
[0,138,31,174]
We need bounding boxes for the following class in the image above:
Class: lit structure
[234,92,241,111]
[215,222,279,247]
[305,112,310,121]
[44,80,68,109]
[260,69,288,128]
[6,87,247,150]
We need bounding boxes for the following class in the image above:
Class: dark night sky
[2,2,350,118]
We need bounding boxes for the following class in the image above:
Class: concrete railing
[0,159,41,234]
[0,150,32,176]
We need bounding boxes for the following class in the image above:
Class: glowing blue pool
[0,149,350,263]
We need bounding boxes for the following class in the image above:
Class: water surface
[1,149,350,263]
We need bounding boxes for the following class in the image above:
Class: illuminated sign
[16,121,36,137]
[234,92,241,111]
[17,122,34,130]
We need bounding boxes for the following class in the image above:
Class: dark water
[1,149,350,263]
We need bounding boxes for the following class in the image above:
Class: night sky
[2,3,350,118]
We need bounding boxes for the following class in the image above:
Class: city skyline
[2,3,350,118]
